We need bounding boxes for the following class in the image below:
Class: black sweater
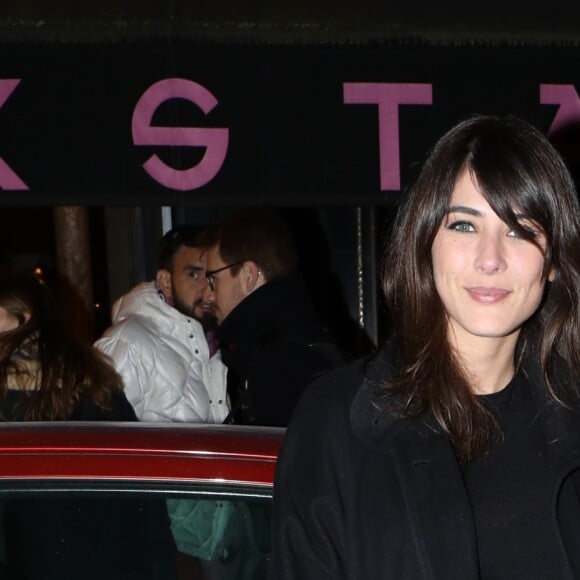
[464,371,570,579]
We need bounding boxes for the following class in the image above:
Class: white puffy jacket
[95,282,229,423]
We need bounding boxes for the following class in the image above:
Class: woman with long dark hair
[0,270,178,579]
[0,269,135,420]
[270,115,580,579]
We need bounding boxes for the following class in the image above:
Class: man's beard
[171,290,197,319]
[172,287,217,332]
[198,311,218,333]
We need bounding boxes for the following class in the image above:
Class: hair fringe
[379,115,580,463]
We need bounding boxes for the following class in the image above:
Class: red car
[0,422,284,580]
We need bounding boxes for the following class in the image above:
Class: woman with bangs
[270,115,580,580]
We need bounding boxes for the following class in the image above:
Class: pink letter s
[132,78,229,191]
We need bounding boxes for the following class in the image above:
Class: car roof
[0,422,284,487]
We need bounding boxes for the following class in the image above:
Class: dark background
[0,42,578,206]
[1,3,579,350]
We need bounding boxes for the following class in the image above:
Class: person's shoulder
[297,356,366,411]
[254,337,342,377]
[289,343,400,441]
[72,390,138,421]
[286,354,369,432]
[99,314,158,345]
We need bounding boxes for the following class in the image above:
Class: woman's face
[0,306,20,333]
[431,169,551,349]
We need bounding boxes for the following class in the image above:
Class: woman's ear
[547,267,556,282]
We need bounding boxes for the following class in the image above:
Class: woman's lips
[465,287,511,304]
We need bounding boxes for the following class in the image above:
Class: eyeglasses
[205,261,246,291]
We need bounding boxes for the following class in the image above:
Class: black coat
[270,344,580,580]
[0,389,138,422]
[217,274,341,427]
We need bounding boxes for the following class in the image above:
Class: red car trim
[0,423,284,487]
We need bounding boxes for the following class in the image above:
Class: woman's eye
[447,220,475,233]
[507,222,541,239]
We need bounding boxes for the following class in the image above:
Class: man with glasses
[201,208,342,426]
[95,226,229,423]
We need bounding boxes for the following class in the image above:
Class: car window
[0,485,272,580]
[167,495,271,580]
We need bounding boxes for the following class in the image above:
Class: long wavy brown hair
[381,115,580,463]
[0,269,124,420]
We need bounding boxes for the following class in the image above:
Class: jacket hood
[111,281,183,327]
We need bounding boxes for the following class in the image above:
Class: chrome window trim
[0,479,273,500]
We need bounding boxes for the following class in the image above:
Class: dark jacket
[217,274,342,427]
[270,343,580,580]
[1,389,138,422]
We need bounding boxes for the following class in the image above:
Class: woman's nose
[474,235,507,274]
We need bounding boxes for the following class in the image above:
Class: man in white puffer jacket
[95,227,229,423]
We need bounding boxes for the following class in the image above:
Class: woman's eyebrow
[446,205,482,217]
